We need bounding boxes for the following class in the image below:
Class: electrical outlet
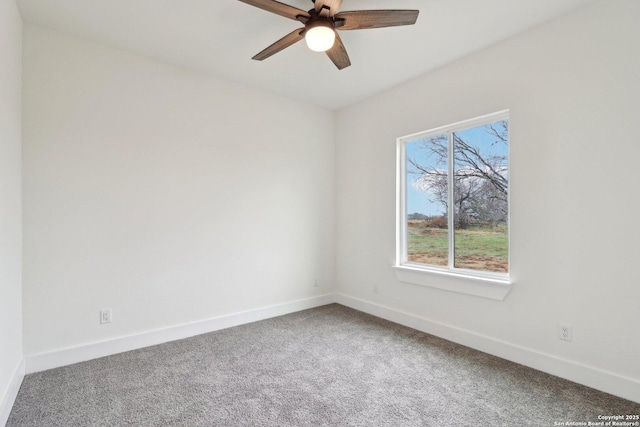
[100,309,112,324]
[373,283,379,294]
[313,279,319,288]
[558,323,572,341]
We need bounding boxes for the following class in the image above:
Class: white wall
[0,0,23,422]
[336,0,640,401]
[22,25,335,357]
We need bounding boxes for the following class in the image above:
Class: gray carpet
[8,304,640,426]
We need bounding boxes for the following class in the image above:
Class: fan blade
[252,28,305,61]
[238,0,310,22]
[334,10,419,30]
[313,0,343,17]
[325,32,350,70]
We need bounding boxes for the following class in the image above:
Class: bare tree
[408,121,508,228]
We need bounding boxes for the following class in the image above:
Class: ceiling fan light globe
[305,25,335,52]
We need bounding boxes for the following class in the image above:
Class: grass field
[407,221,508,273]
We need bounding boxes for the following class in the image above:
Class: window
[395,111,511,299]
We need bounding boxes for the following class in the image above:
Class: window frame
[394,110,512,300]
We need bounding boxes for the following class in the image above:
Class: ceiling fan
[237,0,419,70]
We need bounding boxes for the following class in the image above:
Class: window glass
[406,134,449,266]
[453,122,509,273]
[399,113,509,279]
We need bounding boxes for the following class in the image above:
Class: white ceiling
[16,0,594,110]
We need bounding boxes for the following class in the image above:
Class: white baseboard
[335,293,640,404]
[25,294,335,375]
[0,358,25,427]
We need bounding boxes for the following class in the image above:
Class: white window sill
[392,264,512,300]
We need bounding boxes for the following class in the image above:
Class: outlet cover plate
[100,309,112,324]
[558,323,572,341]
